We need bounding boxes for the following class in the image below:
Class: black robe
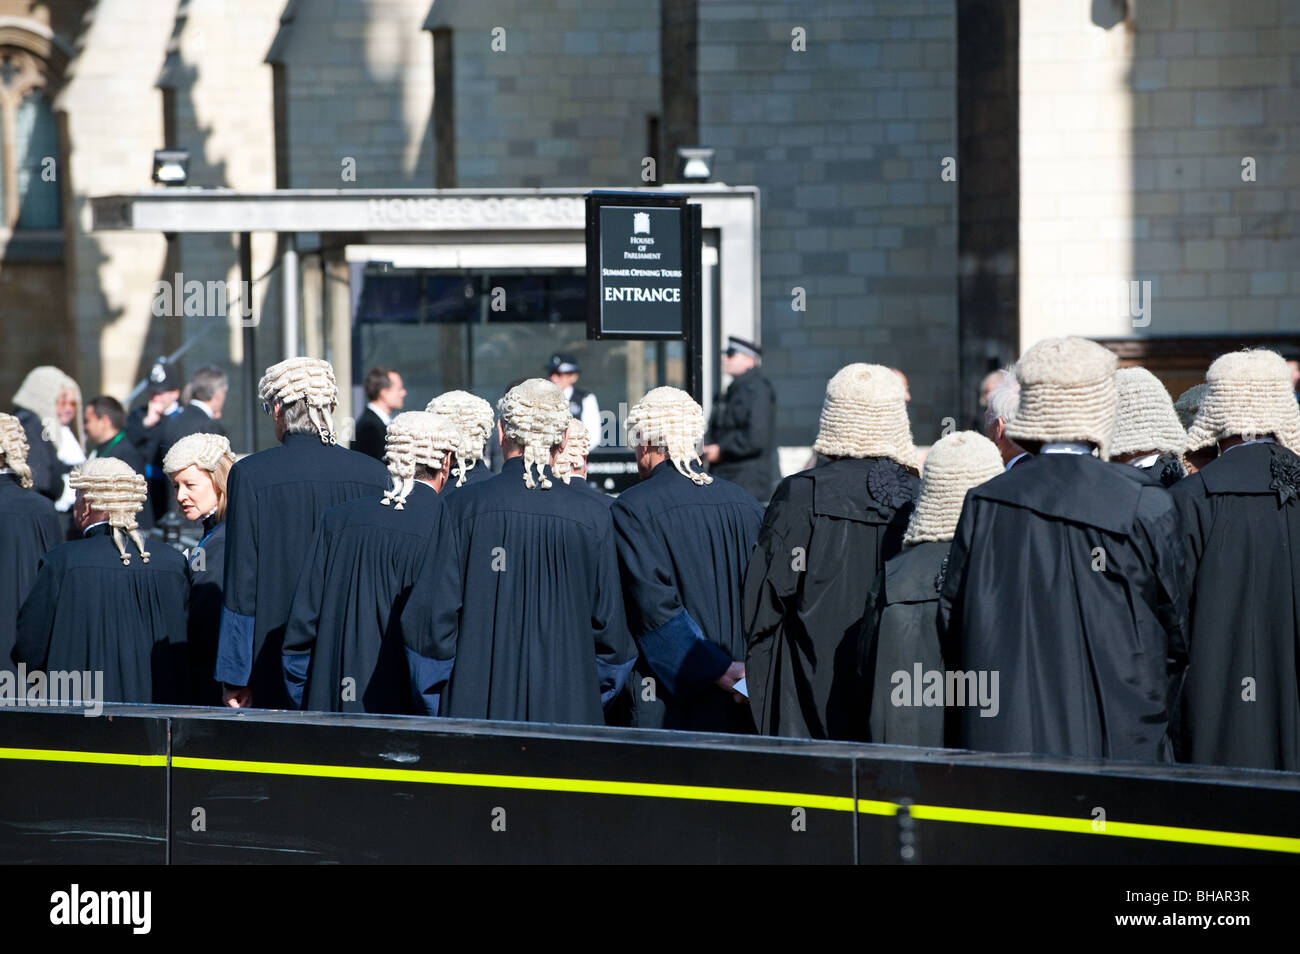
[1170,441,1300,771]
[282,481,446,714]
[743,456,918,740]
[14,524,190,704]
[215,433,390,708]
[0,473,63,674]
[938,452,1189,762]
[610,462,763,732]
[12,408,66,503]
[186,514,226,706]
[400,456,637,725]
[439,458,494,496]
[860,540,950,747]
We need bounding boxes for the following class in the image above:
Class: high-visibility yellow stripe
[171,755,856,812]
[4,746,1298,855]
[904,804,1300,855]
[0,746,167,768]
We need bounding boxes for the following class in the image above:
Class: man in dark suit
[158,366,228,462]
[352,367,406,461]
[83,396,146,474]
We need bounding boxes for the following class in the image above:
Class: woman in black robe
[744,365,919,741]
[163,433,237,706]
[859,432,1004,746]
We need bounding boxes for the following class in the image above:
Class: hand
[223,684,252,708]
[703,443,721,464]
[715,661,746,702]
[144,394,168,427]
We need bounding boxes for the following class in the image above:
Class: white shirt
[367,402,392,426]
[1005,452,1029,471]
[1040,442,1095,456]
[82,520,109,536]
[192,399,215,419]
[1221,436,1276,455]
[562,385,603,448]
[54,424,86,512]
[1129,452,1160,469]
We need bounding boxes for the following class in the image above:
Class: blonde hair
[163,433,237,522]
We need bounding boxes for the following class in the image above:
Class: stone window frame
[0,19,70,259]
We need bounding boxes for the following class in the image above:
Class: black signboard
[586,191,702,397]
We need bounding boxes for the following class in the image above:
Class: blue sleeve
[639,608,733,696]
[216,461,258,686]
[598,655,637,706]
[282,652,311,709]
[406,647,455,716]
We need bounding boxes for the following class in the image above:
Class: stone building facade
[0,0,1295,455]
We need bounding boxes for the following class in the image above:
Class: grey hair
[279,398,318,435]
[190,366,229,402]
[984,368,1021,430]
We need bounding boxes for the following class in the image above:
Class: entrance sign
[586,191,702,398]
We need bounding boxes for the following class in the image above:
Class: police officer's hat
[546,353,580,375]
[724,336,761,359]
[146,358,181,394]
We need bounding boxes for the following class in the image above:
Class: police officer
[546,352,601,447]
[703,336,779,503]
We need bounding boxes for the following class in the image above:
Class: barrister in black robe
[859,431,1005,746]
[163,431,237,707]
[745,458,916,739]
[1171,441,1300,770]
[401,379,637,725]
[744,362,921,741]
[610,389,762,732]
[215,358,390,709]
[283,412,457,714]
[861,541,949,746]
[14,460,190,704]
[939,452,1189,761]
[0,417,64,675]
[1170,349,1300,771]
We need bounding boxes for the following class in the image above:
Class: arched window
[0,45,61,230]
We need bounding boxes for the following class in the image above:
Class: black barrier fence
[2,705,1299,864]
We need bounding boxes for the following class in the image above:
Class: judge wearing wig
[164,433,236,706]
[1172,349,1300,771]
[283,411,459,714]
[401,379,636,724]
[426,390,496,493]
[215,357,389,709]
[611,388,762,732]
[15,457,190,704]
[744,364,920,741]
